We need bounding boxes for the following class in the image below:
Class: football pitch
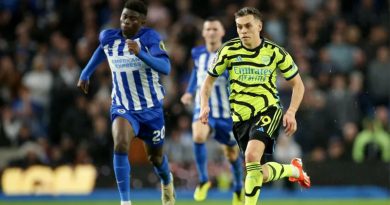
[1,200,389,205]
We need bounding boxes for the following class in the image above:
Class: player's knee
[225,148,238,161]
[148,155,163,166]
[113,136,129,153]
[245,150,260,162]
[192,134,207,143]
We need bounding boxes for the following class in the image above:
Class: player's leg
[222,145,244,205]
[192,120,212,201]
[216,119,244,205]
[257,107,310,188]
[138,107,175,205]
[144,144,175,205]
[262,158,310,188]
[244,139,265,205]
[144,144,172,186]
[112,116,137,205]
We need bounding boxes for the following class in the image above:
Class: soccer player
[199,7,311,205]
[77,1,175,205]
[180,18,244,205]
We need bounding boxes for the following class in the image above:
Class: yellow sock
[245,162,262,205]
[265,162,296,182]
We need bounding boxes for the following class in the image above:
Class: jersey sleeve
[98,29,110,48]
[146,30,168,57]
[207,46,229,77]
[278,49,299,80]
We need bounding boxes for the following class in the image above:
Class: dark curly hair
[124,0,147,16]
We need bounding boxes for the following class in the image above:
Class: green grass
[1,200,389,205]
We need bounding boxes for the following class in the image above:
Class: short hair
[205,16,222,23]
[124,0,147,16]
[234,7,262,21]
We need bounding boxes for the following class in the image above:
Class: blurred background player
[77,1,175,205]
[200,7,310,205]
[181,18,244,205]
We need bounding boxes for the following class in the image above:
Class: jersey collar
[241,36,265,52]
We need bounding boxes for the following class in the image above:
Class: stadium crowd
[0,0,389,188]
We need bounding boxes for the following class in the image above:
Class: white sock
[121,201,132,205]
[291,166,300,178]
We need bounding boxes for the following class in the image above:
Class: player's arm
[277,48,304,136]
[133,45,170,75]
[181,67,197,105]
[77,46,106,94]
[199,45,229,124]
[127,31,170,75]
[199,74,217,124]
[283,73,305,137]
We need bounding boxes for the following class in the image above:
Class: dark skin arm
[126,39,140,55]
[77,79,89,94]
[77,40,139,94]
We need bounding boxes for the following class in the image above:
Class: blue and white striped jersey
[191,46,230,119]
[99,28,167,111]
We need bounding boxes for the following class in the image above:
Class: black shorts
[232,105,283,157]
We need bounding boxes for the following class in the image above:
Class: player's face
[235,15,262,46]
[202,20,225,45]
[120,8,145,38]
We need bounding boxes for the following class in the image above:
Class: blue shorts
[111,105,165,147]
[193,113,236,147]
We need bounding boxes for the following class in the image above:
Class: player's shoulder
[139,27,161,39]
[217,37,241,54]
[221,37,241,48]
[263,38,288,54]
[99,29,121,43]
[191,45,207,58]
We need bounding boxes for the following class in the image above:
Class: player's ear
[140,15,146,25]
[258,20,263,32]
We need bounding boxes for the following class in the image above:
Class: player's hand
[180,93,193,105]
[283,110,297,137]
[77,79,90,94]
[126,39,140,55]
[199,106,210,124]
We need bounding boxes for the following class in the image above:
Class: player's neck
[243,37,262,49]
[206,42,221,53]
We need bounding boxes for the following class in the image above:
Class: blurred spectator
[352,118,390,163]
[22,54,53,109]
[0,0,388,189]
[367,46,390,106]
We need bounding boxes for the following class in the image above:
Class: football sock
[265,162,298,182]
[113,152,131,202]
[194,142,208,183]
[230,156,243,192]
[245,162,262,205]
[153,155,171,185]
